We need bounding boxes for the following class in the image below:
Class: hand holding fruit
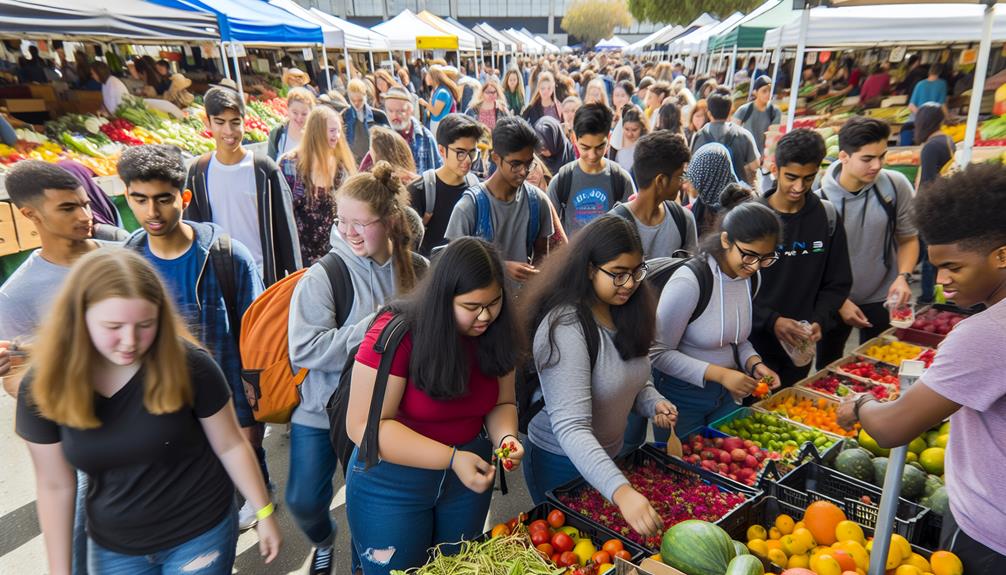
[652,400,678,429]
[839,299,872,328]
[752,363,781,391]
[451,449,496,493]
[720,369,758,399]
[612,484,663,538]
[888,274,913,308]
[493,437,524,471]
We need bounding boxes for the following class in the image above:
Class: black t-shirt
[408,174,470,256]
[16,343,234,555]
[919,134,955,187]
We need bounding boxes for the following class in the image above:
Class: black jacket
[751,189,853,355]
[184,152,302,287]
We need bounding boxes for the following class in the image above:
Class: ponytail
[336,161,417,293]
[699,184,781,256]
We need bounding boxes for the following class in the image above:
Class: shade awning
[308,9,389,52]
[709,0,798,51]
[474,22,517,51]
[595,36,630,50]
[0,0,219,41]
[268,0,343,47]
[149,0,324,44]
[417,11,477,51]
[372,9,458,51]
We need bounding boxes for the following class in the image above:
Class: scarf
[689,143,740,210]
[533,116,576,175]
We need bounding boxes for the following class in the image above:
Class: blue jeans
[626,369,738,444]
[346,435,493,574]
[73,471,88,575]
[285,423,340,546]
[87,507,237,574]
[919,238,936,304]
[522,440,582,505]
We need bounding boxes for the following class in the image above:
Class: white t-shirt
[281,131,299,156]
[207,150,262,267]
[102,76,129,114]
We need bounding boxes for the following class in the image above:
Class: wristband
[499,434,519,448]
[255,502,274,521]
[748,361,765,377]
[853,395,875,421]
[447,446,457,471]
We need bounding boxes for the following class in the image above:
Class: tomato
[547,509,566,529]
[506,512,527,530]
[613,549,632,561]
[490,523,510,538]
[551,531,575,554]
[551,553,562,565]
[601,539,624,556]
[536,543,554,558]
[528,519,550,534]
[530,529,551,546]
[559,551,580,567]
[592,550,612,565]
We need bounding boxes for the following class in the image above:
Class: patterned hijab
[688,143,739,210]
[533,116,577,176]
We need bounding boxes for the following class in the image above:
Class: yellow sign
[417,36,459,50]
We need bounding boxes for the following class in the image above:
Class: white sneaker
[238,499,258,531]
[309,545,334,575]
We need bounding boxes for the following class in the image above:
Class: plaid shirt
[405,117,443,173]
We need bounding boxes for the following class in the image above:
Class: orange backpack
[240,253,352,423]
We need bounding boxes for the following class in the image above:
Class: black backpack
[611,202,688,250]
[553,161,629,222]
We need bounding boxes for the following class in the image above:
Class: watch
[853,394,875,421]
[900,272,913,283]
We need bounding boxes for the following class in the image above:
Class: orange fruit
[930,550,964,575]
[804,501,847,546]
[776,514,796,535]
[831,549,857,572]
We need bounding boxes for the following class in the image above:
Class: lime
[908,437,928,454]
[919,447,945,475]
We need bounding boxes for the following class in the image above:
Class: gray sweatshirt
[527,306,664,501]
[650,255,759,386]
[819,163,917,305]
[288,227,399,429]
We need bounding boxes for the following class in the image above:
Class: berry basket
[797,368,896,402]
[829,355,902,390]
[710,407,845,466]
[546,446,759,554]
[651,427,800,489]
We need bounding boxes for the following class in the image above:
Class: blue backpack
[464,183,541,259]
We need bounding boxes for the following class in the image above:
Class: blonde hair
[291,106,357,204]
[369,125,416,176]
[30,249,196,429]
[428,65,461,102]
[584,78,610,108]
[337,161,417,293]
[347,78,369,101]
[471,77,505,111]
[287,87,317,109]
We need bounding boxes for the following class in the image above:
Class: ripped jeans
[345,434,493,574]
[86,507,237,574]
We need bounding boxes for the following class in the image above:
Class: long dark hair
[396,238,521,399]
[521,215,656,367]
[914,103,946,145]
[699,185,783,257]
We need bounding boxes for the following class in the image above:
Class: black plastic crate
[916,511,944,552]
[646,432,789,493]
[765,461,929,545]
[474,502,649,562]
[545,446,759,554]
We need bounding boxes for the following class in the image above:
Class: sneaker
[238,499,258,531]
[309,545,334,575]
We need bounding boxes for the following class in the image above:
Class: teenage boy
[445,116,553,288]
[184,86,301,287]
[547,103,635,237]
[118,145,270,530]
[837,162,1006,572]
[817,117,919,367]
[408,113,483,256]
[692,90,760,185]
[610,131,697,259]
[752,129,852,386]
[0,160,108,575]
[732,75,781,156]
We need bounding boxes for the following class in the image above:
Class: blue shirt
[431,87,454,122]
[144,241,202,332]
[910,78,948,108]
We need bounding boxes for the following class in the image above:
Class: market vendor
[90,61,129,115]
[837,163,1006,573]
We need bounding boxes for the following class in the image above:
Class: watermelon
[661,520,736,575]
[835,448,874,483]
[872,457,889,487]
[926,486,949,516]
[924,474,944,497]
[724,554,764,575]
[902,464,927,499]
[732,540,749,557]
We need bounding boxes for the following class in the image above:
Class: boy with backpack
[183,86,302,287]
[752,130,852,386]
[732,76,780,157]
[817,117,919,367]
[692,90,760,186]
[445,116,554,288]
[548,103,635,237]
[408,113,483,256]
[610,131,697,259]
[117,145,271,529]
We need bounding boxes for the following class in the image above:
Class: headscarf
[57,160,120,227]
[688,143,741,235]
[533,116,576,175]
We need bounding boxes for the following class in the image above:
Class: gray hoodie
[288,226,399,429]
[819,163,917,305]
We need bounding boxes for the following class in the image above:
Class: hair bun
[370,160,396,186]
[719,183,754,211]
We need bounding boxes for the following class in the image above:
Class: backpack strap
[464,185,494,242]
[871,172,898,269]
[685,257,715,325]
[554,163,576,221]
[422,169,438,216]
[318,252,354,328]
[464,172,480,187]
[739,102,755,125]
[358,314,410,469]
[821,198,838,238]
[666,201,688,246]
[609,162,627,203]
[208,234,240,342]
[525,186,541,260]
[612,202,633,222]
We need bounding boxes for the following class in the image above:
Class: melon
[835,448,874,483]
[733,540,750,556]
[872,457,889,487]
[924,474,944,497]
[901,464,927,500]
[724,554,765,575]
[926,486,949,516]
[661,520,736,575]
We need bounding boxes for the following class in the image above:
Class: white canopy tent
[371,9,458,52]
[474,22,518,70]
[667,20,720,55]
[309,9,390,51]
[503,28,545,54]
[534,35,561,54]
[418,11,477,52]
[595,36,630,50]
[625,24,682,54]
[267,0,346,87]
[0,0,218,41]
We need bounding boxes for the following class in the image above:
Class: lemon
[788,554,810,569]
[810,554,843,575]
[767,548,788,567]
[747,539,768,557]
[896,566,922,575]
[834,540,870,571]
[906,451,918,463]
[781,534,809,556]
[934,434,949,448]
[834,520,865,544]
[919,447,945,475]
[747,524,767,542]
[775,514,795,535]
[904,553,932,572]
[939,421,951,435]
[794,520,806,531]
[930,550,964,575]
[859,428,890,457]
[891,534,912,560]
[769,526,782,540]
[793,527,816,549]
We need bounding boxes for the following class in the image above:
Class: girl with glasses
[647,186,783,441]
[519,215,677,538]
[465,77,509,132]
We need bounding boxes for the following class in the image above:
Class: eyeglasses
[735,244,779,268]
[503,158,535,174]
[458,292,504,317]
[595,262,648,286]
[335,216,382,236]
[447,146,480,162]
[483,89,498,95]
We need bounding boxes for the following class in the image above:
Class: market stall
[502,28,546,55]
[666,18,721,68]
[0,0,219,41]
[707,0,799,92]
[625,24,683,55]
[308,8,391,77]
[371,9,459,70]
[473,22,519,69]
[595,37,630,51]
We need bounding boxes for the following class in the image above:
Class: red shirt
[354,313,499,446]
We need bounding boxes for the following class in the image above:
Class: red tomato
[592,550,612,565]
[614,549,632,561]
[547,509,566,529]
[536,543,554,558]
[530,529,551,546]
[551,553,562,565]
[506,512,527,530]
[601,539,624,556]
[528,519,550,534]
[559,551,580,567]
[551,531,574,554]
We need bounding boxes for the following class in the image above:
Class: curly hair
[914,161,1006,252]
[117,144,187,189]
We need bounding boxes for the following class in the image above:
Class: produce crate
[752,387,858,438]
[916,511,944,552]
[853,335,929,365]
[643,437,773,493]
[829,355,901,389]
[765,461,929,545]
[710,407,844,466]
[797,368,896,402]
[894,304,972,347]
[475,502,649,563]
[546,447,758,555]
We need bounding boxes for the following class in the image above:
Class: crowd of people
[1,49,1004,575]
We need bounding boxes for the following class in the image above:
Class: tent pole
[320,45,330,92]
[457,49,461,68]
[368,50,375,71]
[231,42,245,102]
[727,44,738,88]
[343,45,352,86]
[769,45,782,102]
[786,5,811,132]
[960,2,995,167]
[219,42,231,79]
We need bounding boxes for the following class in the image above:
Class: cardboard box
[1,98,46,113]
[11,205,41,250]
[65,90,103,115]
[615,557,685,575]
[28,85,57,101]
[0,202,20,255]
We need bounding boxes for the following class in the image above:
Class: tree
[628,0,764,25]
[562,0,633,47]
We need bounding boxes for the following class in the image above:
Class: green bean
[391,526,565,575]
